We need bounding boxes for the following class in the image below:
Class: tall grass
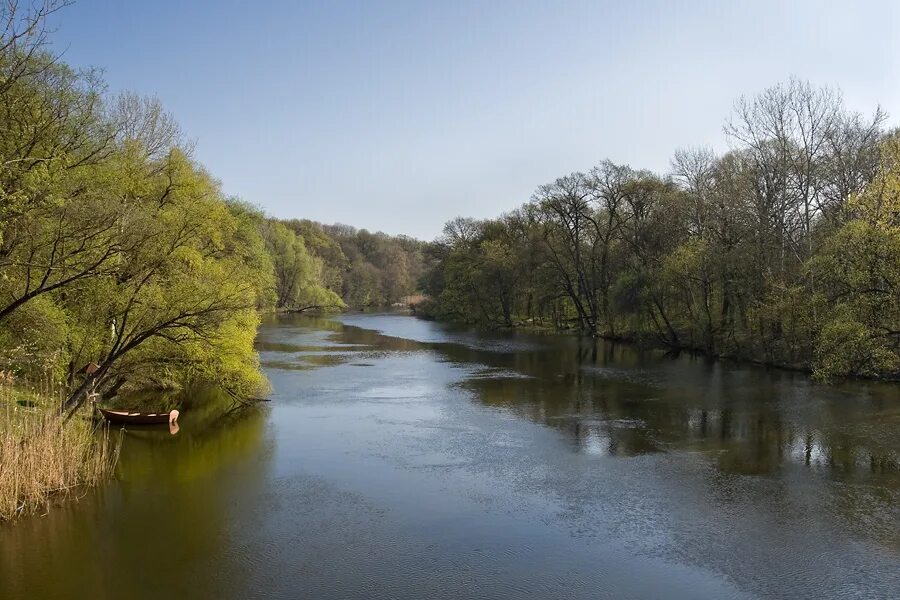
[0,384,118,521]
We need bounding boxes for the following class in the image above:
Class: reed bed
[0,385,118,521]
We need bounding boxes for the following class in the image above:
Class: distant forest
[267,219,427,312]
[418,80,900,381]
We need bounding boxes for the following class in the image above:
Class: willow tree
[62,148,273,413]
[263,221,343,312]
[0,56,116,319]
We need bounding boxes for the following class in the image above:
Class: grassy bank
[0,385,118,521]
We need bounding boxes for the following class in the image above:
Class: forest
[419,81,900,381]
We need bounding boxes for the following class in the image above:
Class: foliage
[422,83,898,379]
[263,221,343,311]
[0,14,279,409]
[808,138,900,379]
[271,219,428,309]
[318,223,428,308]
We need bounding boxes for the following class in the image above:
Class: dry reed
[0,385,118,521]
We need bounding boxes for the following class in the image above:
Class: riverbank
[0,385,117,521]
[413,305,896,382]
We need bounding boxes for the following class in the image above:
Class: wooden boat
[98,407,179,425]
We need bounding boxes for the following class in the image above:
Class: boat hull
[98,408,179,425]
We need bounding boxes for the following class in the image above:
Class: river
[2,313,899,599]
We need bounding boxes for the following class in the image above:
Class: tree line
[420,80,900,380]
[0,1,426,415]
[270,219,427,311]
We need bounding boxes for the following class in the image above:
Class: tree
[263,221,343,312]
[534,173,602,333]
[61,148,273,414]
[809,136,900,379]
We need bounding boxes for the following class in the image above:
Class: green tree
[809,137,900,379]
[263,221,343,312]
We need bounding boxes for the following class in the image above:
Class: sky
[49,0,900,240]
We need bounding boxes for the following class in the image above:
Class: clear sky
[49,0,900,240]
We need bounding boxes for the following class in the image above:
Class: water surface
[2,313,899,599]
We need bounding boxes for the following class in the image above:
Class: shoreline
[413,312,900,384]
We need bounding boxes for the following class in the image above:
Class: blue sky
[50,1,900,239]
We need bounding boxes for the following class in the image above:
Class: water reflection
[329,313,900,553]
[0,387,270,599]
[342,322,900,481]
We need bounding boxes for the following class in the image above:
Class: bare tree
[820,107,887,222]
[111,91,188,160]
[723,79,883,264]
[534,173,600,333]
[671,146,718,237]
[586,160,635,335]
[0,0,72,95]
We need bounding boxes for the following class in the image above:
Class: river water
[2,313,899,599]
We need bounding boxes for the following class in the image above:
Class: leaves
[422,83,899,379]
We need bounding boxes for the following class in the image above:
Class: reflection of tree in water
[456,333,900,552]
[115,386,269,482]
[302,312,900,485]
[456,333,900,483]
[291,312,900,498]
[0,385,270,598]
[114,387,270,593]
[276,313,900,551]
[257,313,426,372]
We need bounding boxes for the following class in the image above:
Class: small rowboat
[98,407,179,425]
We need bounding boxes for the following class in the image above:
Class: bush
[812,315,899,381]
